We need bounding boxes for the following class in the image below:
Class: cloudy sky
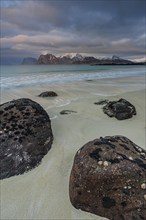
[1,0,145,64]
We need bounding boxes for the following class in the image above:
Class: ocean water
[1,64,145,89]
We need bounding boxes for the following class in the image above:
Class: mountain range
[22,54,145,65]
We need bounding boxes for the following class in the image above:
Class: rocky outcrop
[37,53,85,64]
[73,56,99,64]
[22,57,37,64]
[37,54,60,64]
[94,56,134,65]
[38,91,58,97]
[60,56,73,64]
[0,98,53,179]
[103,98,136,120]
[69,135,146,220]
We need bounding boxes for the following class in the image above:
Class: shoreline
[1,74,145,220]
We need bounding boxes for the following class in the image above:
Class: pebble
[77,150,81,155]
[98,161,103,166]
[144,195,146,200]
[103,161,108,167]
[141,183,146,189]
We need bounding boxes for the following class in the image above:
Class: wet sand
[1,75,145,220]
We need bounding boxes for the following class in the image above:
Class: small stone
[144,195,146,200]
[60,110,77,115]
[77,150,81,155]
[141,183,146,189]
[103,161,108,167]
[129,156,133,160]
[98,161,103,166]
[38,91,58,97]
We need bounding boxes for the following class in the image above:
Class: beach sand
[1,75,145,220]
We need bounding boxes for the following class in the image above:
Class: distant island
[22,54,145,65]
[22,57,37,65]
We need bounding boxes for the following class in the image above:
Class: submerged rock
[0,98,53,179]
[69,135,146,220]
[94,99,109,105]
[60,110,77,115]
[103,98,136,120]
[38,91,58,97]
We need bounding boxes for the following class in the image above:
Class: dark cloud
[0,0,145,63]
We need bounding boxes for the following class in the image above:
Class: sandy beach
[1,74,145,220]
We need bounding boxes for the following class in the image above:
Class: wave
[1,65,145,89]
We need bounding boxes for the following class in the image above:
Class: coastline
[1,74,145,220]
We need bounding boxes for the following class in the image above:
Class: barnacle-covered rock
[0,98,53,179]
[69,136,146,220]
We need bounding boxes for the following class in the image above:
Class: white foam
[1,65,145,89]
[50,115,58,120]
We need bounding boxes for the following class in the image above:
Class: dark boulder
[38,91,58,97]
[0,98,53,179]
[103,98,136,120]
[69,135,146,220]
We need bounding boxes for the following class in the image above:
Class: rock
[69,135,146,220]
[94,99,109,105]
[38,91,58,97]
[85,79,94,82]
[94,56,135,65]
[60,110,77,115]
[37,54,60,64]
[0,98,53,179]
[103,98,136,120]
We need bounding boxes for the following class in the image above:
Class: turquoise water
[1,64,145,88]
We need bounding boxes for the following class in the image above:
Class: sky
[0,0,146,64]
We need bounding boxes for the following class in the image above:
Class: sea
[1,64,145,89]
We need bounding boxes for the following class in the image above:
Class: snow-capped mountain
[22,53,142,65]
[60,53,84,61]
